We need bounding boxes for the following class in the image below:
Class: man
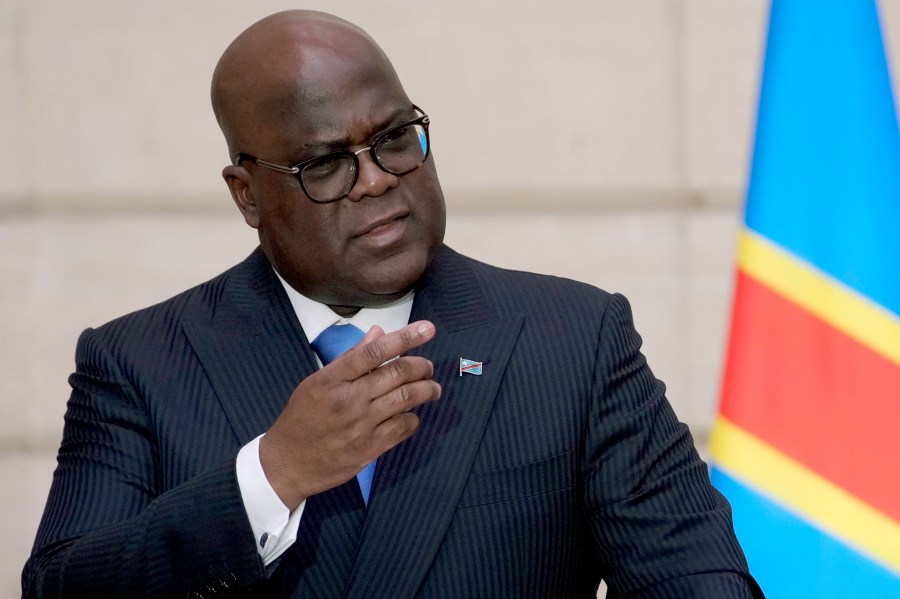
[24,10,763,598]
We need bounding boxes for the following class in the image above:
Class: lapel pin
[459,357,483,377]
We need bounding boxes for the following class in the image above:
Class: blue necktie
[310,323,376,505]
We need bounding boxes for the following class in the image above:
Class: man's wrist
[236,434,305,565]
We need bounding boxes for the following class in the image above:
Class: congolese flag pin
[458,358,483,377]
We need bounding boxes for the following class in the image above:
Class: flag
[709,1,900,597]
[459,358,483,376]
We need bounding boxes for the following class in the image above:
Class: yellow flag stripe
[711,416,900,574]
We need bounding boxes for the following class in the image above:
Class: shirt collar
[274,271,414,344]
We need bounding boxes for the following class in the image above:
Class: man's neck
[327,304,361,318]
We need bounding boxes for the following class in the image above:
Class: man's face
[231,46,446,311]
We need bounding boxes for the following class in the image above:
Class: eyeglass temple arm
[234,153,300,174]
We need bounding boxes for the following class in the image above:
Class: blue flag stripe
[744,0,900,317]
[710,468,900,597]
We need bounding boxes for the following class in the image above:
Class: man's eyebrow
[287,139,344,158]
[286,106,414,160]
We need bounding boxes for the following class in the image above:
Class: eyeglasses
[235,105,431,203]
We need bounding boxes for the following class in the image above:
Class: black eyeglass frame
[234,105,431,204]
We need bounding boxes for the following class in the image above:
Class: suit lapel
[182,248,318,445]
[184,249,368,599]
[346,247,524,598]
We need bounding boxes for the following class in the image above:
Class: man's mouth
[353,211,410,245]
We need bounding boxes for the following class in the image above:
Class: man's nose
[345,149,399,202]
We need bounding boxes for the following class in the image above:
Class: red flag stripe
[720,270,900,522]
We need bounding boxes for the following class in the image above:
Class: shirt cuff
[236,434,305,566]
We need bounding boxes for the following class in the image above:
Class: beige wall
[3,1,900,595]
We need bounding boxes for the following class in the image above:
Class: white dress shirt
[235,272,414,565]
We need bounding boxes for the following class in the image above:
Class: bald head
[211,10,404,159]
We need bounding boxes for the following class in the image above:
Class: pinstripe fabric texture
[24,245,762,598]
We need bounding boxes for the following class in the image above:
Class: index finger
[336,320,436,379]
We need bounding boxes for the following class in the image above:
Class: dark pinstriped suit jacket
[25,245,763,598]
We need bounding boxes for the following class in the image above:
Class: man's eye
[379,126,411,148]
[303,155,345,180]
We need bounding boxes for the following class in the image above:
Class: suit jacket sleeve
[585,294,764,598]
[22,327,267,598]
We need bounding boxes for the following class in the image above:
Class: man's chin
[361,250,429,293]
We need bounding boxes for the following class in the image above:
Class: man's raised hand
[260,321,441,509]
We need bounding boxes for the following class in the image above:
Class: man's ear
[223,164,260,229]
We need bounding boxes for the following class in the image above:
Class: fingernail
[416,322,431,335]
